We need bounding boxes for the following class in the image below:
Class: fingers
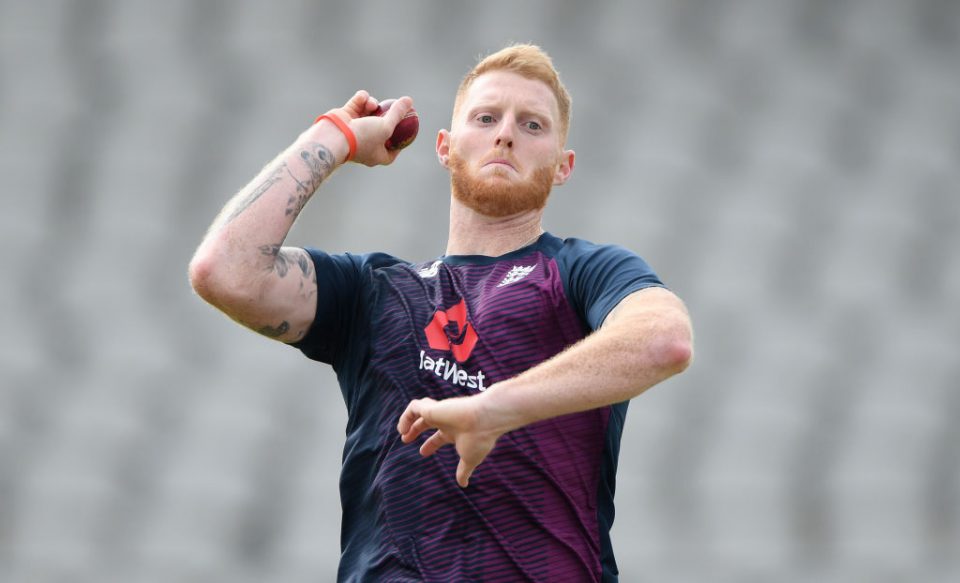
[419,430,451,457]
[342,90,378,119]
[397,398,435,443]
[396,395,489,488]
[402,417,432,443]
[362,95,379,116]
[339,93,414,166]
[381,96,414,127]
[398,398,452,457]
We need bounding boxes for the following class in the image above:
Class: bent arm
[480,286,692,430]
[187,123,346,343]
[397,286,693,486]
[188,92,415,343]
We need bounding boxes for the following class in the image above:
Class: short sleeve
[556,238,664,331]
[290,249,365,364]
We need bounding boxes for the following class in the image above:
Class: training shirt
[293,232,663,582]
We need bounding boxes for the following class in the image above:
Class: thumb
[456,458,474,489]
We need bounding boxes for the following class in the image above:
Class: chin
[451,162,554,218]
[481,166,516,180]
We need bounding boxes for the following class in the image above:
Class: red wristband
[314,113,357,162]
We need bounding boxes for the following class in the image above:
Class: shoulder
[547,234,654,274]
[301,248,410,273]
[538,233,631,257]
[355,251,410,272]
[297,248,414,310]
[561,236,617,257]
[543,233,664,330]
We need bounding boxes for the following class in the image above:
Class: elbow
[188,252,215,301]
[663,338,693,374]
[654,321,694,375]
[188,247,245,308]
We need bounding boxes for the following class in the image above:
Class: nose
[494,119,514,149]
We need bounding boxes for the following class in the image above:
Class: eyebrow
[466,101,553,123]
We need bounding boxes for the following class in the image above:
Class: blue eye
[526,121,542,131]
[479,114,495,124]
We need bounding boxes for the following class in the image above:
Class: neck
[445,197,545,257]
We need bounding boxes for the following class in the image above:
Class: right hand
[324,90,416,167]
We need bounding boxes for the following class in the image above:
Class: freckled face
[443,71,568,217]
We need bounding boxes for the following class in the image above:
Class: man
[190,44,692,582]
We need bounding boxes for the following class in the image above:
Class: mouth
[483,158,517,172]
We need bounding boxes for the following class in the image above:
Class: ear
[436,129,451,168]
[553,149,575,185]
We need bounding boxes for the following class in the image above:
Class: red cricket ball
[374,98,419,151]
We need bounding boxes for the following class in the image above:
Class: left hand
[396,396,502,488]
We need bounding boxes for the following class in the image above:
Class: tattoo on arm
[249,247,315,340]
[275,249,298,278]
[225,163,286,225]
[258,321,290,338]
[259,244,309,280]
[258,244,284,274]
[220,142,334,226]
[284,163,308,193]
[296,251,311,276]
[295,248,316,299]
[286,144,335,216]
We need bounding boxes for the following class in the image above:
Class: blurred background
[1,0,958,581]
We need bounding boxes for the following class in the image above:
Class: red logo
[424,299,478,363]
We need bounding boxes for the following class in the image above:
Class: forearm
[479,293,693,433]
[191,121,348,293]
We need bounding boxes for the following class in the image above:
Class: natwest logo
[423,299,478,363]
[421,299,487,392]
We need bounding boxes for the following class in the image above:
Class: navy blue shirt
[293,233,663,582]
